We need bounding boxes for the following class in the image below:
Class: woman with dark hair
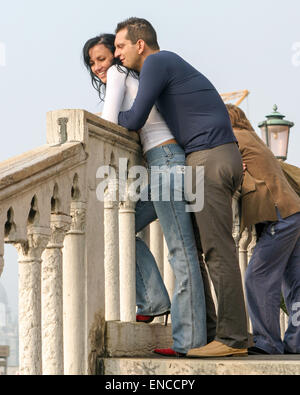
[83,34,136,101]
[82,34,207,357]
[226,104,300,355]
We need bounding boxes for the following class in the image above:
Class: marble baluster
[14,225,51,375]
[63,202,87,375]
[42,213,71,375]
[119,197,136,322]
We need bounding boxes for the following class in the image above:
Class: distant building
[0,281,18,367]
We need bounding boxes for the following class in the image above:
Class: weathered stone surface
[0,142,84,192]
[88,312,106,375]
[105,322,173,358]
[102,355,300,375]
[0,345,9,357]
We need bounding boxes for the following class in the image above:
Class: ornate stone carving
[47,214,72,248]
[4,207,17,241]
[119,198,136,212]
[14,226,50,262]
[57,117,68,144]
[104,177,119,209]
[69,202,86,233]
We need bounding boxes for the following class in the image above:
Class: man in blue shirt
[115,17,249,357]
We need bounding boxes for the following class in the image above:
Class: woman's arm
[101,65,127,124]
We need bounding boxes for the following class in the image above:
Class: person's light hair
[226,104,254,131]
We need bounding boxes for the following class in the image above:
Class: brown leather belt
[156,138,177,147]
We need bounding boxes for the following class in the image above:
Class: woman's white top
[101,65,174,154]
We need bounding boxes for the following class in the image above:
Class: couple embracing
[83,17,249,358]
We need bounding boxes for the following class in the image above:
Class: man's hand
[243,162,247,173]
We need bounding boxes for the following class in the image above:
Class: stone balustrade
[0,109,288,375]
[0,110,145,374]
[0,140,87,375]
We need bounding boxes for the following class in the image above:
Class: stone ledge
[102,355,300,375]
[105,321,173,357]
[0,345,9,357]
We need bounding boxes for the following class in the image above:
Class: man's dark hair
[115,17,160,50]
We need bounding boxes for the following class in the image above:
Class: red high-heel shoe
[136,311,170,326]
[153,348,186,357]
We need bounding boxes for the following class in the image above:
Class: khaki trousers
[186,142,249,349]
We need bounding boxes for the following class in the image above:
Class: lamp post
[258,105,294,161]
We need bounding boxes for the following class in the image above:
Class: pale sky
[1,0,300,315]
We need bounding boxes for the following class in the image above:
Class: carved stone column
[119,198,136,322]
[63,202,87,375]
[104,180,120,321]
[14,225,51,375]
[42,214,71,375]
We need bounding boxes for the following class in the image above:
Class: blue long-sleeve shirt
[118,51,237,154]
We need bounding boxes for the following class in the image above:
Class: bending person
[115,17,249,357]
[83,33,207,356]
[227,104,300,355]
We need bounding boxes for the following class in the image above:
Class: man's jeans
[245,210,300,354]
[135,144,207,354]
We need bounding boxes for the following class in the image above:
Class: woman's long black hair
[83,33,137,101]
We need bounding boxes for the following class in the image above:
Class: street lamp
[258,105,294,161]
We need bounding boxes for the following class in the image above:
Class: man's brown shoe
[186,340,248,358]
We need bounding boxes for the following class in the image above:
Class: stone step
[100,355,300,375]
[105,321,173,357]
[103,322,300,375]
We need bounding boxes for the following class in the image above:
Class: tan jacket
[233,128,300,231]
[280,161,300,197]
